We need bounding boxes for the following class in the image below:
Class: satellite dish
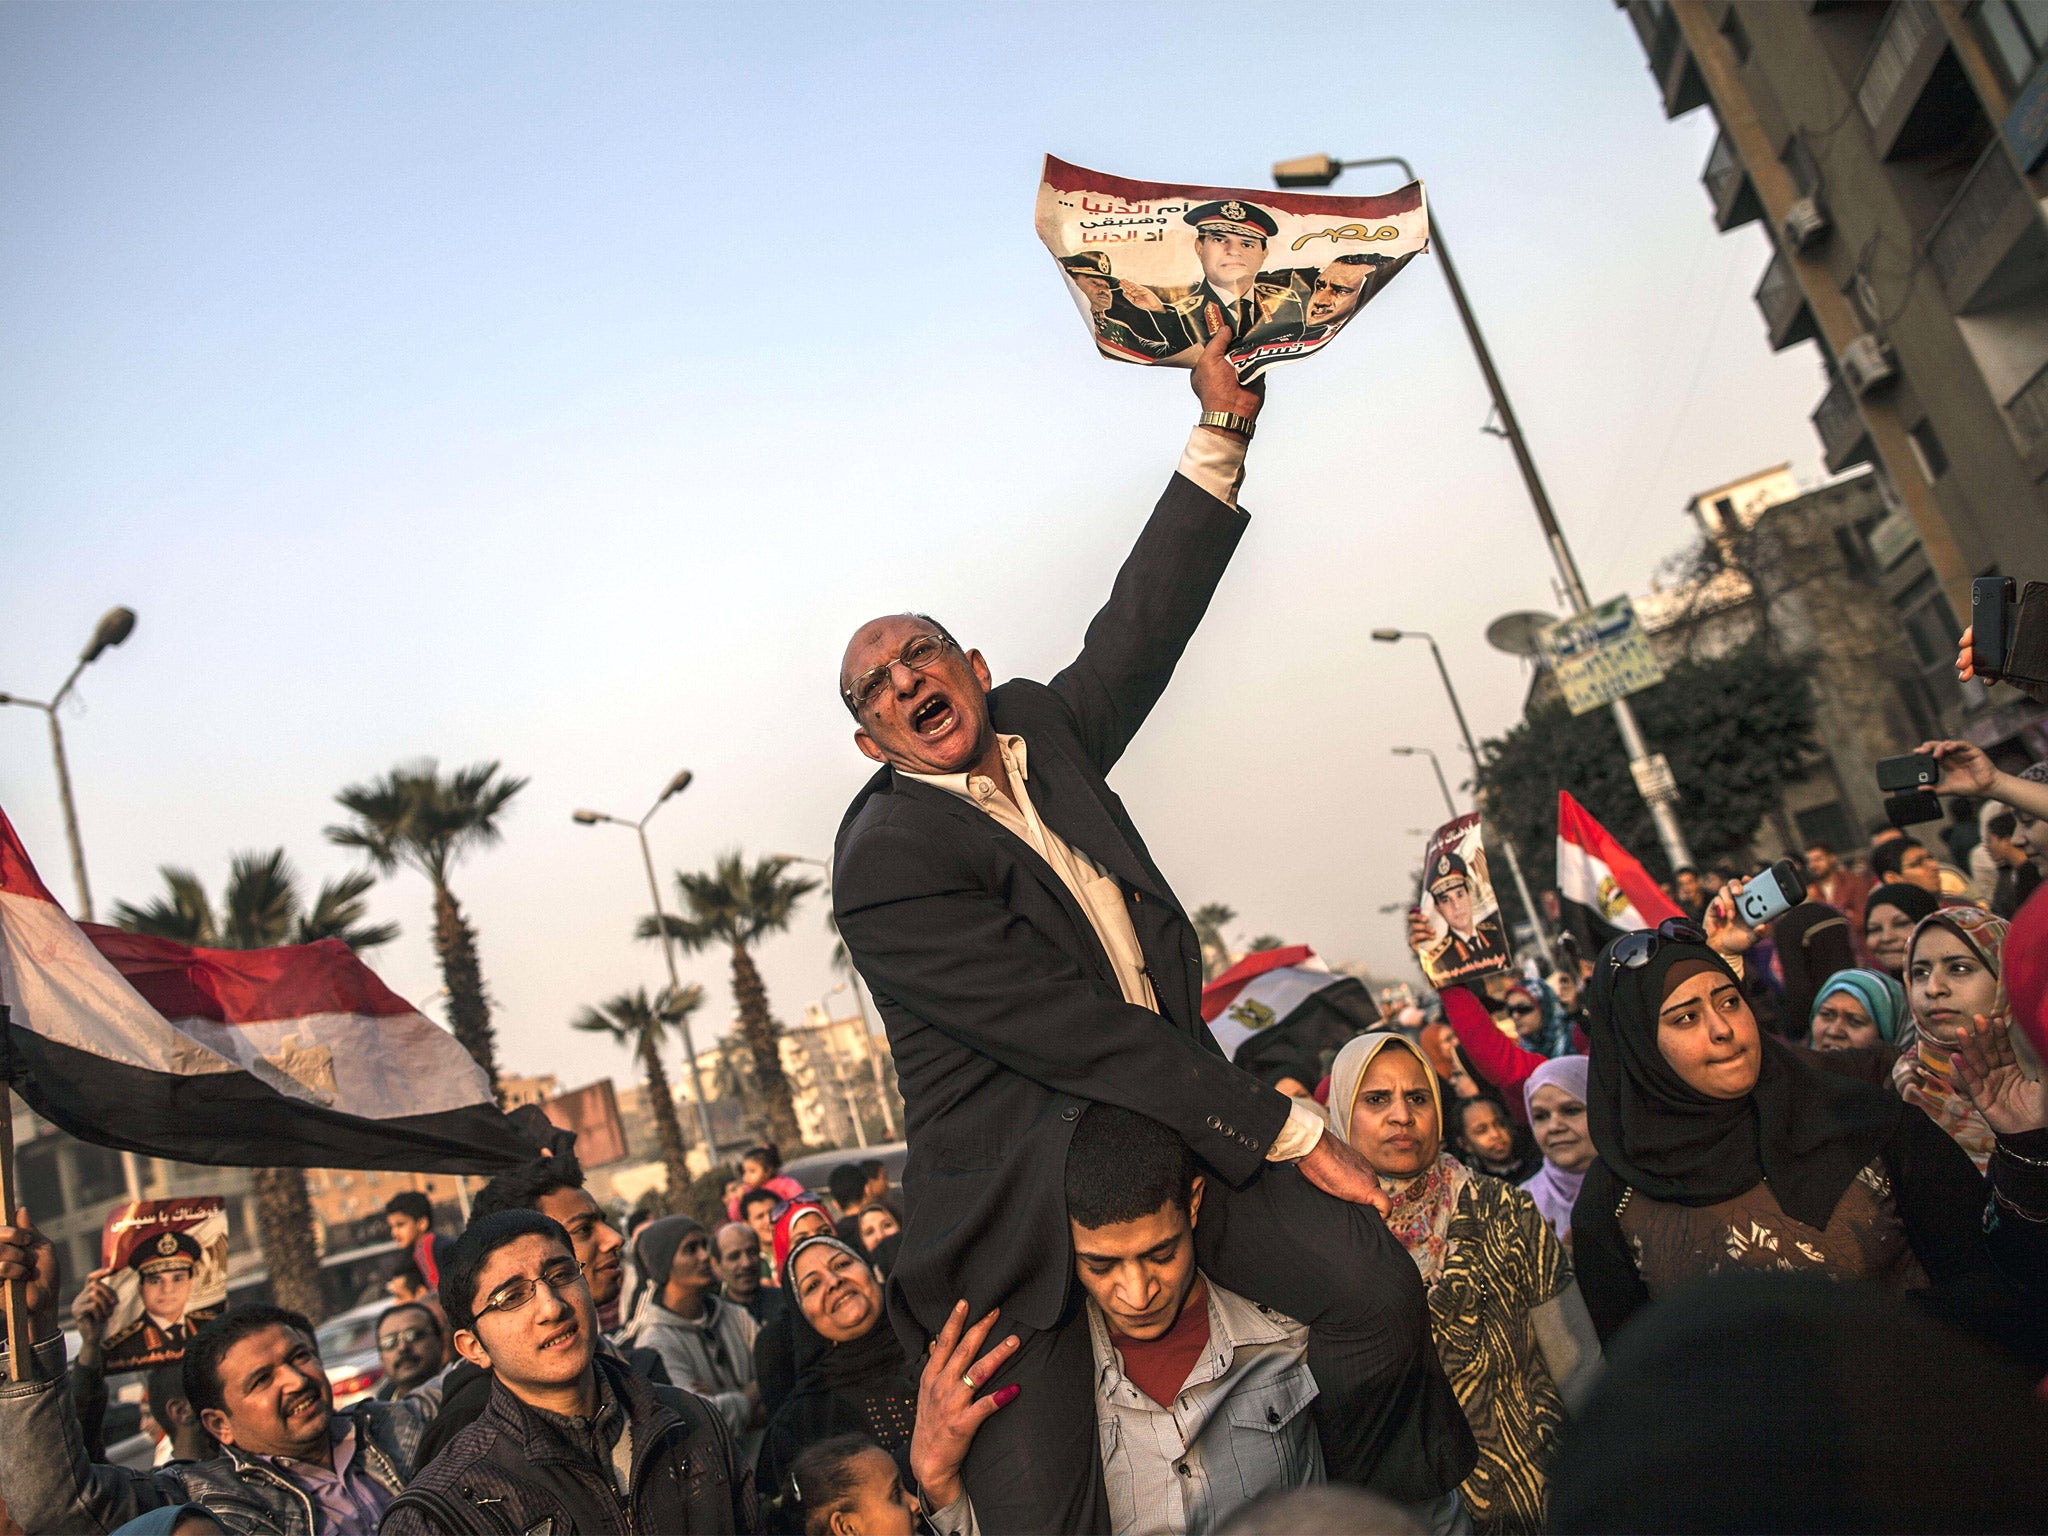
[1486,610,1558,657]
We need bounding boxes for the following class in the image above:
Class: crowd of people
[3,330,2047,1532]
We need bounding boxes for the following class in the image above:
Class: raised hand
[0,1207,60,1340]
[1406,906,1433,955]
[911,1300,1021,1512]
[1704,878,1756,957]
[1917,739,1999,798]
[1298,1128,1393,1217]
[1190,304,1265,424]
[1951,1013,2047,1137]
[71,1268,117,1348]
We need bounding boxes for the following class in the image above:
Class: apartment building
[1621,0,2048,755]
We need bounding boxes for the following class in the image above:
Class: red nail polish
[994,1384,1021,1407]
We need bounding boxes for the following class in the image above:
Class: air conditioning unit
[1841,333,1897,398]
[1781,195,1831,252]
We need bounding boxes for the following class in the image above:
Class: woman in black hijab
[1861,882,1941,980]
[755,1234,919,1533]
[1772,901,1857,1040]
[1571,920,2002,1344]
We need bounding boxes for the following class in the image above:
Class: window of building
[1974,0,2048,92]
[1721,7,1752,64]
[1896,571,1964,714]
[1908,418,1950,482]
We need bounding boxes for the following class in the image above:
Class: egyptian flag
[1555,790,1685,950]
[0,809,535,1173]
[1201,945,1379,1091]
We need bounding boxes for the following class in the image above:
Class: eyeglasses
[377,1325,436,1351]
[474,1256,586,1319]
[1608,917,1708,972]
[843,633,954,714]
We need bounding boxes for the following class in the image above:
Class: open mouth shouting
[910,691,957,739]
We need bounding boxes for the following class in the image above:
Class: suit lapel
[886,775,1123,992]
[1021,736,1177,911]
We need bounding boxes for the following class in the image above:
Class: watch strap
[1198,409,1256,440]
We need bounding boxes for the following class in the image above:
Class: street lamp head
[81,607,137,665]
[658,768,694,803]
[1273,153,1341,188]
[1391,746,1417,757]
[571,809,605,825]
[1370,628,1403,643]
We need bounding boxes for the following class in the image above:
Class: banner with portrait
[1415,814,1511,990]
[1034,155,1429,382]
[97,1196,229,1373]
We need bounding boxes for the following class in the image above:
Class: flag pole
[0,1007,36,1383]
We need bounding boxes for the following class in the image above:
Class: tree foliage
[642,852,820,1155]
[1474,645,1818,886]
[572,984,705,1217]
[327,759,526,1090]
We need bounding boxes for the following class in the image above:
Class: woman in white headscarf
[1329,1033,1601,1535]
[1519,1056,1592,1252]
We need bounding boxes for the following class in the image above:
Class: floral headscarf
[1506,976,1576,1060]
[1329,1031,1471,1284]
[1896,909,2009,1172]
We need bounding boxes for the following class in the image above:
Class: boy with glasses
[381,1209,754,1535]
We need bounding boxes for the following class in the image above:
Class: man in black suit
[833,317,1474,1531]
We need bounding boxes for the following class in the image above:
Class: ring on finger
[961,1373,977,1391]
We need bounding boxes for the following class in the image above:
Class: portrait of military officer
[1424,848,1508,980]
[1300,252,1384,337]
[1058,251,1193,360]
[1152,198,1304,352]
[103,1228,207,1362]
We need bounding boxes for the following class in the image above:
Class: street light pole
[572,771,720,1162]
[0,606,139,921]
[1373,629,1553,966]
[1391,746,1457,820]
[1276,153,1694,873]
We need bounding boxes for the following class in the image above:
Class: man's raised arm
[1049,315,1265,776]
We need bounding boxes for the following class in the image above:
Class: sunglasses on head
[1608,917,1708,972]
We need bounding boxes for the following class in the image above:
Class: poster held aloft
[1035,155,1429,382]
[97,1196,229,1373]
[1416,813,1512,989]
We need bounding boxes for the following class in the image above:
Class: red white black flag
[0,808,535,1172]
[1555,790,1684,937]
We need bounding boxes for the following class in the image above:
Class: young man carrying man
[381,1209,754,1534]
[908,1104,1328,1536]
[832,319,1471,1527]
[0,1208,440,1535]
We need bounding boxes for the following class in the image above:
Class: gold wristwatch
[1198,409,1256,440]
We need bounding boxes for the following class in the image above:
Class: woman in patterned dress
[1330,1032,1601,1535]
[1571,921,2003,1345]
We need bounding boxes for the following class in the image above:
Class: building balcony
[2007,358,2048,453]
[1855,0,1955,161]
[1812,374,1874,473]
[1703,128,1762,232]
[1926,140,2048,312]
[1634,1,1709,119]
[1755,248,1818,351]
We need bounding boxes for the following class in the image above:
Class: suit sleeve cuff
[1177,425,1248,509]
[1266,1099,1326,1162]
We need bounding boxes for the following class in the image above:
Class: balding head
[840,613,998,778]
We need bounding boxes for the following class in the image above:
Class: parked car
[779,1141,907,1204]
[315,1300,388,1407]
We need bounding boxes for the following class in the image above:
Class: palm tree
[327,759,527,1092]
[1192,902,1238,981]
[640,852,818,1154]
[571,984,704,1215]
[113,850,396,1323]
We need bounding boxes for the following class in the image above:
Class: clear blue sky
[3,2,1829,1093]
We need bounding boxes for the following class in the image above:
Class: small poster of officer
[1415,813,1511,989]
[1036,155,1430,383]
[97,1196,229,1372]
